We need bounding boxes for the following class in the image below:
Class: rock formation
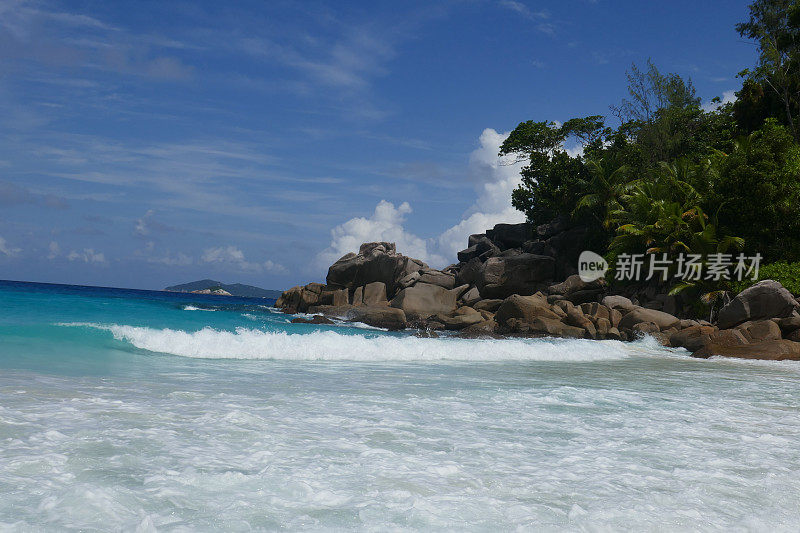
[275,219,800,361]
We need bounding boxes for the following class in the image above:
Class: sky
[0,0,756,290]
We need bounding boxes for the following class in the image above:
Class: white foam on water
[3,352,800,531]
[182,305,215,312]
[62,323,636,362]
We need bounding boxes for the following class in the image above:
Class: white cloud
[316,200,446,269]
[67,248,106,263]
[0,236,21,257]
[47,240,60,259]
[263,259,287,274]
[702,89,737,112]
[434,128,526,260]
[315,128,527,271]
[202,245,283,273]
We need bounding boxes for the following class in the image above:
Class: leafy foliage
[731,261,800,295]
[736,0,800,139]
[502,0,800,298]
[709,119,800,261]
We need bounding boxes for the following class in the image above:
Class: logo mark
[578,250,608,282]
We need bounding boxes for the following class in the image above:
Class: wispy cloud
[47,241,60,259]
[202,245,286,274]
[497,1,554,34]
[66,248,106,263]
[0,236,21,257]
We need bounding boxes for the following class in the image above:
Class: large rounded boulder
[717,280,798,330]
[389,283,458,319]
[478,253,555,299]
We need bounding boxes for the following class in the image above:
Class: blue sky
[0,0,755,290]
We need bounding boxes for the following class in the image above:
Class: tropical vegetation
[501,0,800,302]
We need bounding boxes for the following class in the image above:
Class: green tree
[709,118,800,261]
[610,60,704,167]
[500,118,604,225]
[736,0,800,138]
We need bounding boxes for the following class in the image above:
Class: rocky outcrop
[326,242,426,297]
[191,288,233,296]
[274,218,800,361]
[717,280,798,329]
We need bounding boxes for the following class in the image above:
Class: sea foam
[64,323,634,362]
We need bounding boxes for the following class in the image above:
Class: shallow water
[1,280,800,531]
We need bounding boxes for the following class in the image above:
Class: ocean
[1,279,799,531]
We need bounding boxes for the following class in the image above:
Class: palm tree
[573,158,631,228]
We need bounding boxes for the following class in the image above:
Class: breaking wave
[60,323,641,362]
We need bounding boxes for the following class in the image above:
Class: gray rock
[436,307,484,330]
[352,286,363,306]
[461,286,482,307]
[390,283,458,319]
[362,282,388,306]
[495,294,560,326]
[345,306,407,331]
[565,308,596,339]
[332,288,349,307]
[736,320,782,342]
[417,269,456,290]
[536,215,570,239]
[548,274,606,297]
[718,280,798,329]
[777,314,800,333]
[601,295,635,312]
[473,299,503,312]
[579,302,611,321]
[618,307,680,331]
[459,319,497,337]
[326,242,425,298]
[693,338,800,361]
[632,322,660,336]
[486,222,533,249]
[530,317,585,338]
[451,284,470,300]
[669,325,717,352]
[478,253,555,299]
[397,271,421,289]
[595,317,611,338]
[455,257,484,288]
[457,236,501,263]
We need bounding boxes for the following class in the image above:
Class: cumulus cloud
[67,248,106,263]
[316,128,527,270]
[434,128,526,260]
[702,89,737,112]
[316,200,447,269]
[0,236,21,257]
[202,245,285,273]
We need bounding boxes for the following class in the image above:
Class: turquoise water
[2,280,800,531]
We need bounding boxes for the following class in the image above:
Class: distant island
[165,279,283,299]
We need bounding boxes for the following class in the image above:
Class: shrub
[730,261,800,296]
